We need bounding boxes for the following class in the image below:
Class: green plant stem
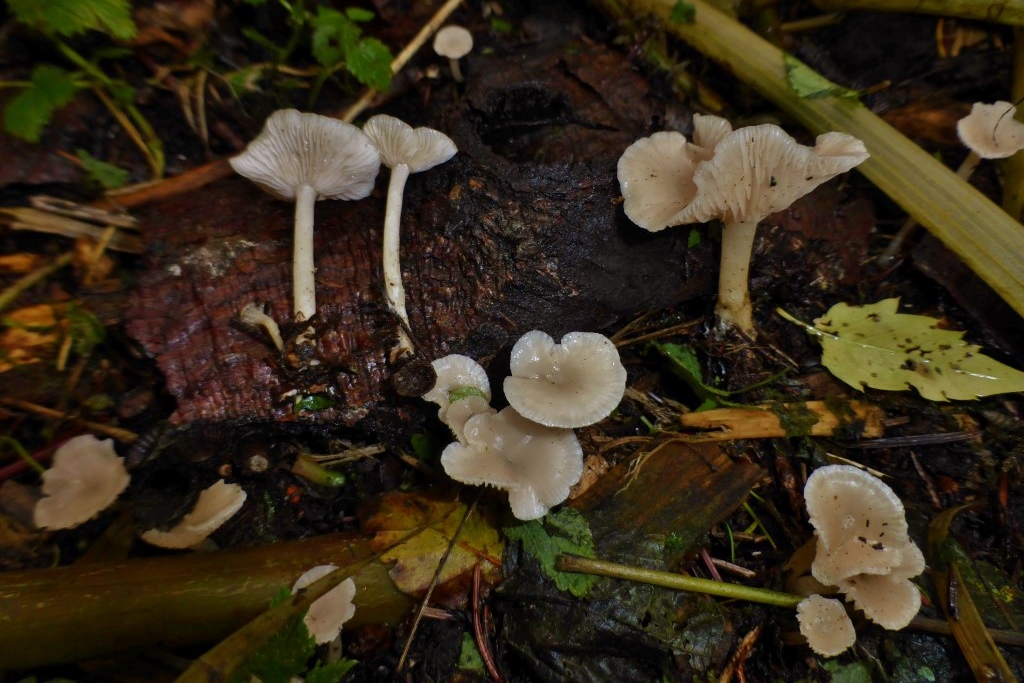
[291,453,348,486]
[811,0,1024,26]
[557,554,803,608]
[0,533,411,670]
[595,0,1024,319]
[0,251,73,314]
[0,436,45,474]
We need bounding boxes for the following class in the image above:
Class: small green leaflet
[4,65,79,143]
[669,0,696,24]
[779,299,1024,401]
[783,55,859,100]
[310,7,393,91]
[7,0,136,40]
[504,508,598,597]
[76,149,128,189]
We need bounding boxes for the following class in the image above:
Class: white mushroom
[432,25,473,82]
[292,566,357,645]
[140,479,247,549]
[503,330,626,429]
[33,434,130,530]
[422,354,491,420]
[363,114,458,360]
[836,540,924,630]
[617,115,868,337]
[795,595,857,657]
[230,109,381,324]
[239,302,284,352]
[441,406,584,520]
[957,101,1024,161]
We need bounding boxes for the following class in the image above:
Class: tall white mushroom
[618,114,868,337]
[363,114,457,359]
[432,25,473,82]
[230,109,381,324]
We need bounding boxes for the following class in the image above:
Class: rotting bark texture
[125,41,715,427]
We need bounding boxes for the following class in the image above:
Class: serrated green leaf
[228,613,315,683]
[4,65,80,143]
[311,6,361,67]
[504,508,598,597]
[783,299,1024,401]
[75,149,128,189]
[345,37,393,91]
[783,55,859,100]
[7,0,136,40]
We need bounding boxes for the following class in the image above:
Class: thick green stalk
[557,554,803,608]
[599,0,1024,318]
[0,533,410,670]
[812,0,1024,26]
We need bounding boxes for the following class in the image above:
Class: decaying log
[125,41,715,427]
[678,400,885,441]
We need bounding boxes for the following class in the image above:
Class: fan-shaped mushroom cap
[433,25,473,60]
[140,480,247,549]
[957,101,1024,159]
[229,109,381,201]
[444,394,496,444]
[804,464,910,585]
[617,131,703,232]
[363,114,457,173]
[503,330,626,428]
[669,125,869,227]
[691,113,733,152]
[291,567,357,644]
[422,354,492,420]
[33,434,130,530]
[796,595,857,657]
[441,406,584,520]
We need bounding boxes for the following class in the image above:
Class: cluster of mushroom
[617,115,868,337]
[423,330,627,520]
[32,434,246,549]
[795,464,924,657]
[230,109,457,360]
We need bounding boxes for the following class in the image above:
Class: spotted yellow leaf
[779,299,1024,401]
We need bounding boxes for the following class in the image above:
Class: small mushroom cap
[812,533,904,585]
[957,101,1024,159]
[229,109,381,201]
[805,465,909,579]
[441,406,584,520]
[796,595,857,657]
[140,479,247,549]
[838,567,922,630]
[433,25,473,60]
[422,353,492,421]
[292,570,356,645]
[503,330,627,428]
[617,131,702,232]
[670,125,868,226]
[444,394,496,444]
[363,114,457,173]
[33,434,130,530]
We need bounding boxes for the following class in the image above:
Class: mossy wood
[598,0,1024,319]
[678,400,884,440]
[0,533,410,670]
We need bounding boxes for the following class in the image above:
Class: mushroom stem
[448,58,464,83]
[382,163,415,358]
[293,184,318,323]
[714,219,759,336]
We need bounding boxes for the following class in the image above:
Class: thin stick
[396,492,480,673]
[472,563,503,682]
[0,252,74,314]
[0,397,138,443]
[556,554,803,608]
[340,0,466,123]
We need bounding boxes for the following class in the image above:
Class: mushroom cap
[805,464,909,557]
[298,575,357,644]
[957,101,1024,159]
[444,394,496,444]
[422,354,492,421]
[292,564,339,592]
[362,114,458,173]
[838,568,921,630]
[670,124,868,226]
[796,595,857,657]
[140,479,247,549]
[691,113,733,153]
[503,330,627,428]
[433,25,473,60]
[229,109,381,201]
[441,406,584,520]
[617,131,703,232]
[33,434,130,530]
[812,533,905,585]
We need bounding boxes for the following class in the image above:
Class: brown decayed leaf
[0,305,65,374]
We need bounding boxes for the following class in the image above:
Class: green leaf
[229,613,316,683]
[75,149,128,189]
[669,0,696,24]
[457,632,486,673]
[783,55,859,100]
[4,65,80,143]
[305,659,358,683]
[311,7,361,67]
[822,660,872,683]
[7,0,136,40]
[504,508,598,597]
[345,7,375,22]
[345,37,393,91]
[781,299,1024,401]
